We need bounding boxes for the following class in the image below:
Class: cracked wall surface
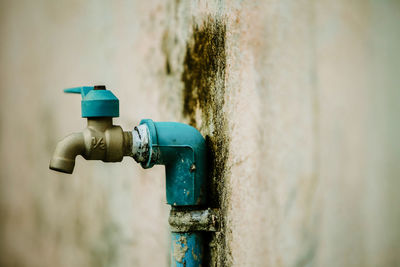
[1,0,400,267]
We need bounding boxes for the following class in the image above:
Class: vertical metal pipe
[171,232,203,267]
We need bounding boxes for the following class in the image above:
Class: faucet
[49,85,216,266]
[49,85,133,174]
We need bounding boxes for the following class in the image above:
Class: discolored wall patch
[181,17,231,266]
[181,17,228,206]
[182,18,226,127]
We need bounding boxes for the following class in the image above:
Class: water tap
[49,85,207,206]
[49,85,140,173]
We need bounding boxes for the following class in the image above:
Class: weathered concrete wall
[0,0,399,267]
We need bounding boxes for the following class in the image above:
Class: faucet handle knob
[63,85,119,118]
[64,86,93,98]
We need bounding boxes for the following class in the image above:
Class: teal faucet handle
[63,85,119,118]
[64,86,94,98]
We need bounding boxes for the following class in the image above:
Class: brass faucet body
[49,117,132,174]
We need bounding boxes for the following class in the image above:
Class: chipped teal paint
[140,119,207,206]
[171,232,203,267]
[64,86,119,118]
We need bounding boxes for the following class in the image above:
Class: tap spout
[49,132,85,174]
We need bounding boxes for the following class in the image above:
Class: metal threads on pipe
[131,124,150,164]
[123,131,133,157]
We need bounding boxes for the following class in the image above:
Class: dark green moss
[182,18,226,127]
[165,57,171,75]
[181,17,230,266]
[181,17,227,206]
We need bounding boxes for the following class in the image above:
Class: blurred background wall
[0,0,399,267]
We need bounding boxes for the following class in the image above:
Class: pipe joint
[169,208,220,232]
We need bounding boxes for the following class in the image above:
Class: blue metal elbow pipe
[139,119,207,206]
[139,119,208,266]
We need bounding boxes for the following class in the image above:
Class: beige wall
[0,1,399,266]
